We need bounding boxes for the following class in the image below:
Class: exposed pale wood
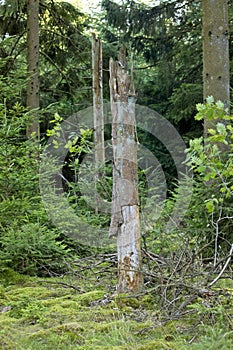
[109,47,143,293]
[117,205,142,293]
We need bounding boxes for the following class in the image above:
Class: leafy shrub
[0,223,71,275]
[147,99,233,262]
[184,98,233,257]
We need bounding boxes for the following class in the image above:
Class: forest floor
[0,261,233,350]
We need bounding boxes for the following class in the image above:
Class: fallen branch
[208,244,233,287]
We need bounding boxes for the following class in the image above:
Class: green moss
[213,278,233,289]
[29,322,85,339]
[0,327,16,350]
[37,304,80,327]
[78,290,106,306]
[141,294,156,309]
[0,285,5,299]
[0,315,19,326]
[77,347,129,350]
[0,267,28,286]
[0,275,232,350]
[4,285,69,301]
[115,294,141,309]
[137,339,175,349]
[23,332,84,349]
[74,308,122,323]
[85,347,132,350]
[42,298,82,310]
[94,319,154,336]
[94,320,130,333]
[39,299,118,328]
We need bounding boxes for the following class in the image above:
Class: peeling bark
[109,47,143,293]
[117,205,142,293]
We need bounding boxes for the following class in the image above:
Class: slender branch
[40,50,71,85]
[208,244,233,287]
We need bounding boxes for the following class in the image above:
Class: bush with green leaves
[184,98,233,258]
[44,114,112,238]
[0,60,48,229]
[0,223,71,275]
[0,63,76,275]
[146,99,232,264]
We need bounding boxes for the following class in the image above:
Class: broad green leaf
[205,200,215,213]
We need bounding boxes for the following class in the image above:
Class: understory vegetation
[0,107,233,348]
[0,257,233,350]
[1,97,232,348]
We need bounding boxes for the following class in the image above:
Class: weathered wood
[109,47,143,293]
[26,0,40,139]
[202,0,230,136]
[92,34,105,169]
[117,205,142,292]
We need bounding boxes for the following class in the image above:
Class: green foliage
[169,83,203,138]
[195,96,228,121]
[0,0,92,126]
[183,101,232,256]
[44,117,112,242]
[0,223,71,275]
[186,326,233,350]
[39,0,92,111]
[101,0,204,140]
[0,267,28,286]
[0,86,49,235]
[0,61,76,276]
[145,101,233,262]
[0,83,40,226]
[186,100,233,212]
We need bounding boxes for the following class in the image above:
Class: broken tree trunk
[109,46,143,294]
[92,33,105,172]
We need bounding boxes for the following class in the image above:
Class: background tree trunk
[92,34,105,172]
[26,0,40,139]
[202,0,230,136]
[109,46,143,294]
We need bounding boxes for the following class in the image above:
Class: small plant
[0,223,71,275]
[185,99,233,260]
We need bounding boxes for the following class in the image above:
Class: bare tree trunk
[109,46,143,294]
[92,33,105,172]
[26,0,40,139]
[202,0,230,136]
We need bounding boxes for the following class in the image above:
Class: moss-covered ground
[0,267,233,349]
